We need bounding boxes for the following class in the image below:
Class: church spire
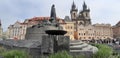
[83,1,87,10]
[70,1,78,20]
[72,0,76,10]
[50,4,56,22]
[71,0,78,11]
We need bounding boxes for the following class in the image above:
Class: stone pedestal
[41,35,70,54]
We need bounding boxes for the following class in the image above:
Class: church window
[86,13,88,17]
[73,13,76,17]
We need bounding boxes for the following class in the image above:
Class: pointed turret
[70,1,78,20]
[50,4,56,22]
[83,1,87,10]
[71,1,78,13]
[77,1,91,26]
[72,1,76,10]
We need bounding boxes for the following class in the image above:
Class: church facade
[62,1,113,40]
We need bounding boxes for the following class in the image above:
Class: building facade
[7,17,64,40]
[8,21,28,40]
[60,18,74,40]
[67,1,113,40]
[93,24,113,40]
[113,21,120,39]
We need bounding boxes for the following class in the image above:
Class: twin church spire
[70,1,91,26]
[71,1,89,13]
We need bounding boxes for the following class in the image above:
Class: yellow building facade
[60,21,74,40]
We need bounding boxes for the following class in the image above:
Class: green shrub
[2,50,29,58]
[92,44,113,58]
[49,51,72,58]
[0,47,6,55]
[75,54,86,58]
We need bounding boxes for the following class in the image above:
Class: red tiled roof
[28,17,61,21]
[28,16,65,24]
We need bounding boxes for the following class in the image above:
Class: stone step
[70,50,91,52]
[70,40,81,43]
[70,43,83,46]
[70,47,82,50]
[69,40,98,54]
[70,43,88,48]
[70,45,88,49]
[70,46,89,50]
[82,45,93,50]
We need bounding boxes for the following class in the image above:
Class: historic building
[60,16,75,40]
[7,21,28,40]
[93,24,113,40]
[113,21,120,39]
[7,5,64,40]
[70,1,92,40]
[70,1,91,26]
[65,1,113,40]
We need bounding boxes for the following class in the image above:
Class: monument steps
[69,40,98,54]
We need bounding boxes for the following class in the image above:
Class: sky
[0,0,120,31]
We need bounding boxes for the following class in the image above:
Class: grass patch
[1,50,30,58]
[49,51,72,58]
[91,44,113,58]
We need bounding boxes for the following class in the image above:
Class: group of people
[88,38,120,44]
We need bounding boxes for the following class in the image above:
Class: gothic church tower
[78,1,91,26]
[70,1,78,21]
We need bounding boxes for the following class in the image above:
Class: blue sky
[0,0,120,31]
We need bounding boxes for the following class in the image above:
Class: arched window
[74,13,76,18]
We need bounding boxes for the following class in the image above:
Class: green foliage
[1,50,29,58]
[49,51,73,58]
[0,47,6,54]
[74,54,86,58]
[92,44,113,58]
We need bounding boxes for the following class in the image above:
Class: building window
[80,29,83,30]
[84,33,85,35]
[89,37,91,39]
[71,26,72,29]
[84,37,86,39]
[74,13,76,18]
[79,37,81,40]
[88,29,92,30]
